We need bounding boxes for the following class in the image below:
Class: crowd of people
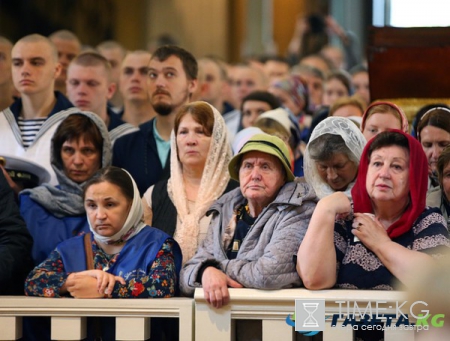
[0,21,449,340]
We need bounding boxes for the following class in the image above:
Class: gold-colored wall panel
[146,0,229,59]
[113,0,146,50]
[0,0,312,62]
[228,0,246,63]
[273,0,306,56]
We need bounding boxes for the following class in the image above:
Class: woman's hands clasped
[65,270,125,298]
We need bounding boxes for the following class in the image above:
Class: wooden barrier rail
[0,289,420,340]
[194,288,415,341]
[0,296,193,340]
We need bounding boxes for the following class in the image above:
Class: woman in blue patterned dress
[25,166,181,298]
[297,130,449,290]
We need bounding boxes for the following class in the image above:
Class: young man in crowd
[49,30,81,95]
[198,57,234,116]
[66,52,137,143]
[224,63,267,138]
[97,40,126,113]
[113,45,197,195]
[119,50,155,126]
[0,34,74,186]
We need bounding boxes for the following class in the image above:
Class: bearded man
[112,45,197,194]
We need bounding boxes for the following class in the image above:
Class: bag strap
[83,232,103,339]
[83,232,95,270]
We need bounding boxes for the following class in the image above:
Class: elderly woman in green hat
[180,133,317,308]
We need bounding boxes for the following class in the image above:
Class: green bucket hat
[228,133,295,182]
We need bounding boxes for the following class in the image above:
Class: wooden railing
[194,288,415,341]
[0,296,193,340]
[0,289,420,340]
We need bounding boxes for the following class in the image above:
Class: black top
[9,91,73,120]
[0,171,34,294]
[226,203,255,259]
[112,118,170,195]
[152,178,239,237]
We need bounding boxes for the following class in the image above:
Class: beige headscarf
[167,102,232,263]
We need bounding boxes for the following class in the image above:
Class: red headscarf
[361,101,409,134]
[351,129,428,238]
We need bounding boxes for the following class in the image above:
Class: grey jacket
[180,181,317,296]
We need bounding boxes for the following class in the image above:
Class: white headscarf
[232,127,263,155]
[167,102,232,262]
[304,116,366,199]
[89,169,146,244]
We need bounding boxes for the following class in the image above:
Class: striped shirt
[18,117,46,148]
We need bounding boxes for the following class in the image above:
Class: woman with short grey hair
[180,133,317,309]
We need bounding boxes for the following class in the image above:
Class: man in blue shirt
[113,45,198,195]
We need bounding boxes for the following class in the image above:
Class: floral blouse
[25,238,177,298]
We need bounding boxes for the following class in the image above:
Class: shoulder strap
[83,233,95,270]
[83,232,102,336]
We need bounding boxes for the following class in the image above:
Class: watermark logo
[285,299,445,333]
[295,299,325,332]
[285,312,321,336]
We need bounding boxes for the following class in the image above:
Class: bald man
[0,34,74,187]
[49,30,82,95]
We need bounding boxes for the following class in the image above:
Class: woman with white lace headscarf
[304,116,366,199]
[142,101,237,264]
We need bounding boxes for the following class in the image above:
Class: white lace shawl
[304,117,367,199]
[168,102,232,263]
